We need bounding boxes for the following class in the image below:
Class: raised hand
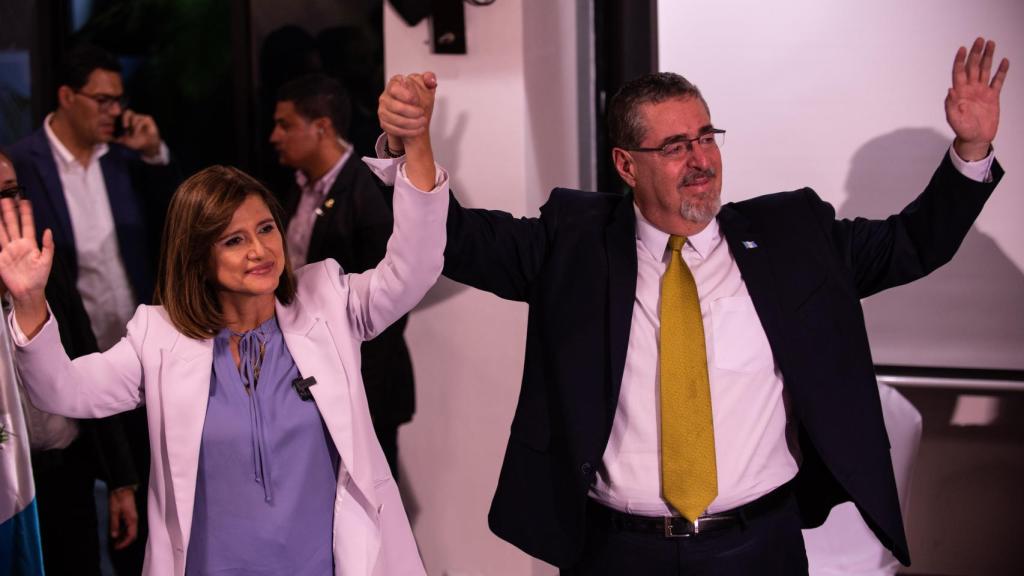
[378,72,438,154]
[0,198,53,337]
[115,109,163,158]
[947,37,1010,161]
[378,72,439,191]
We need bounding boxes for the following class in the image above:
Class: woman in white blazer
[0,78,444,575]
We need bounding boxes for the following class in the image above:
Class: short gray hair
[607,72,709,148]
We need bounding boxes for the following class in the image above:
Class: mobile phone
[113,114,126,139]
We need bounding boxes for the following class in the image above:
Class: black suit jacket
[284,157,415,426]
[441,153,1002,568]
[5,127,178,304]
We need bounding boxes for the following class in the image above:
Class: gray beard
[680,194,721,223]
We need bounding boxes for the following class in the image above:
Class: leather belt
[594,482,794,538]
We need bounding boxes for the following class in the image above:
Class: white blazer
[14,167,448,576]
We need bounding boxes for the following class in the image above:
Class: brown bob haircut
[154,165,297,339]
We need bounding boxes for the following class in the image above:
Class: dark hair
[277,74,352,139]
[607,72,709,148]
[155,166,297,339]
[58,43,122,91]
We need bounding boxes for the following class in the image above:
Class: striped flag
[0,310,44,576]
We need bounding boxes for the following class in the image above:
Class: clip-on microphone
[292,376,317,401]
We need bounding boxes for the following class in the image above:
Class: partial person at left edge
[3,42,181,575]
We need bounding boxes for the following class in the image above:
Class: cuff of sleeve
[948,145,994,183]
[363,155,402,186]
[9,303,54,346]
[363,134,405,185]
[141,141,171,166]
[397,162,447,194]
[375,133,405,159]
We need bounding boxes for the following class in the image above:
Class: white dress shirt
[43,114,168,351]
[589,210,801,516]
[286,143,353,268]
[589,147,994,517]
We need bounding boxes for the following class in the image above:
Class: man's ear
[57,85,75,110]
[314,118,332,138]
[612,147,637,188]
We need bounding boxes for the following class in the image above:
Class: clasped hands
[378,72,437,157]
[378,71,439,191]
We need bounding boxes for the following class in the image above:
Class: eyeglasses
[0,185,25,200]
[75,91,127,112]
[622,129,726,159]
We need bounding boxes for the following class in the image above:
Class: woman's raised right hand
[0,198,53,337]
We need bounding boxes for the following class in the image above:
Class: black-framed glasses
[75,91,127,112]
[623,128,726,159]
[0,185,25,200]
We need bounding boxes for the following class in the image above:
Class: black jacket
[441,153,1002,568]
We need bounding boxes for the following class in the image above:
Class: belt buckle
[663,516,697,538]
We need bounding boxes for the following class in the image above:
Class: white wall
[659,0,1024,372]
[384,2,579,574]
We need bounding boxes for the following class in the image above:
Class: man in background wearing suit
[378,38,1009,574]
[4,43,179,575]
[272,74,415,477]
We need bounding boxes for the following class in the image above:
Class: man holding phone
[4,42,179,575]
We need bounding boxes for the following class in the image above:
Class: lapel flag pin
[315,198,335,218]
[742,240,758,249]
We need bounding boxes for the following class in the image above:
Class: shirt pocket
[711,296,771,373]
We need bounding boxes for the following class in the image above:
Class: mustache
[681,167,716,186]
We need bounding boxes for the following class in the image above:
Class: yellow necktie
[660,235,717,522]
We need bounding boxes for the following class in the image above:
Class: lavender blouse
[185,316,339,575]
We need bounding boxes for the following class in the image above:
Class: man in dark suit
[4,43,178,575]
[272,74,414,477]
[379,38,1009,574]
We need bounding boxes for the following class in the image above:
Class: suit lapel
[283,180,302,220]
[277,297,384,571]
[605,193,638,416]
[307,160,356,264]
[158,332,213,548]
[305,194,338,265]
[100,150,149,299]
[275,298,366,496]
[27,130,76,266]
[716,205,789,369]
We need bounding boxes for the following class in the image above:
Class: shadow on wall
[839,127,1024,371]
[842,128,1024,575]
